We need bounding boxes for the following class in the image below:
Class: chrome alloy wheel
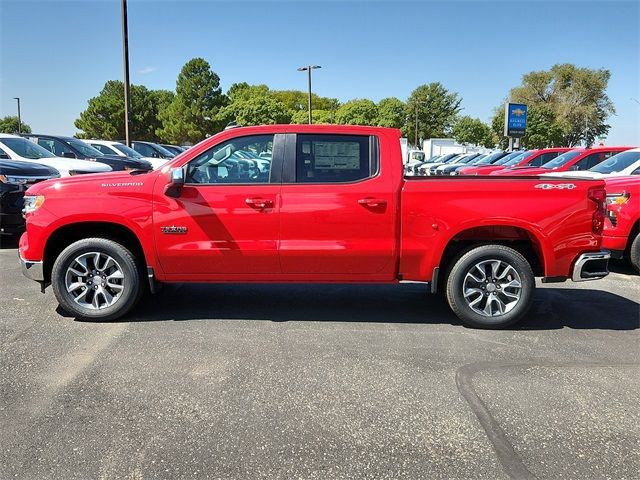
[462,259,522,317]
[64,252,125,310]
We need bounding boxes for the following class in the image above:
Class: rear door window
[295,134,376,183]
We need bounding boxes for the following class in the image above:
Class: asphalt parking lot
[1,240,638,479]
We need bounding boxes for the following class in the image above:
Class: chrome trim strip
[19,252,44,282]
[571,250,610,282]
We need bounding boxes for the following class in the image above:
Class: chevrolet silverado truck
[19,125,611,328]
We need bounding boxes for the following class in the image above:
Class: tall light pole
[414,100,428,148]
[121,0,132,146]
[297,65,321,124]
[13,97,21,134]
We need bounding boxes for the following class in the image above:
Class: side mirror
[152,152,160,158]
[0,153,9,159]
[62,152,77,159]
[165,167,185,198]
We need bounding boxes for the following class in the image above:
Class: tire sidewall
[446,245,535,329]
[629,233,640,274]
[52,238,141,321]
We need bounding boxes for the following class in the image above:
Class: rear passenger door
[278,133,396,277]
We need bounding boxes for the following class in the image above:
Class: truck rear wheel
[630,232,640,274]
[51,238,143,321]
[445,245,535,329]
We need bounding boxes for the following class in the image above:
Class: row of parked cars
[0,134,189,235]
[406,146,640,272]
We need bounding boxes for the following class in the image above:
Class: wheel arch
[43,221,148,283]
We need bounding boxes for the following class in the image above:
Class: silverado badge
[161,225,188,234]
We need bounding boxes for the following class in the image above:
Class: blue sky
[1,0,638,144]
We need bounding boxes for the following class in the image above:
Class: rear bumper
[571,250,610,282]
[19,252,44,282]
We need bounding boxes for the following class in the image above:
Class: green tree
[376,97,406,129]
[271,90,339,113]
[157,58,226,144]
[218,84,291,126]
[290,109,335,124]
[0,116,31,134]
[507,64,615,146]
[75,80,167,141]
[405,83,462,143]
[452,116,494,147]
[334,99,378,125]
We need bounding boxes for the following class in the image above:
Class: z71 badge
[534,183,577,190]
[161,225,188,234]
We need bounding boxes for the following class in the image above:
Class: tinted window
[186,134,273,184]
[113,143,143,158]
[1,138,56,159]
[132,142,155,157]
[91,143,117,155]
[530,152,559,167]
[503,150,534,167]
[574,151,615,171]
[66,138,104,157]
[296,134,373,183]
[38,138,73,157]
[590,150,640,173]
[542,150,583,169]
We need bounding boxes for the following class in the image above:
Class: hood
[25,169,156,196]
[17,157,112,175]
[0,159,59,176]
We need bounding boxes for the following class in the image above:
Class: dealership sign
[504,103,528,137]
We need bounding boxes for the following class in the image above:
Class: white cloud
[137,66,158,75]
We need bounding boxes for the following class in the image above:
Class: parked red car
[603,176,640,272]
[490,146,634,176]
[19,125,610,328]
[459,147,572,176]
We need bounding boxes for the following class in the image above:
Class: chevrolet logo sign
[161,225,188,234]
[511,108,526,117]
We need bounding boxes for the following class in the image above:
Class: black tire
[445,244,535,329]
[51,238,143,321]
[629,232,640,274]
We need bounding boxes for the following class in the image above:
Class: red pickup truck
[490,146,632,176]
[19,125,611,328]
[458,147,572,176]
[603,176,640,272]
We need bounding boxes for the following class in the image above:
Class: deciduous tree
[404,83,462,142]
[0,116,31,134]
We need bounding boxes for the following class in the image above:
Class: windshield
[542,150,583,169]
[503,150,535,167]
[66,138,105,157]
[152,143,175,157]
[113,143,143,158]
[475,152,503,165]
[0,137,56,159]
[494,151,523,165]
[590,150,640,173]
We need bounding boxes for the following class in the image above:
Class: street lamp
[121,0,132,146]
[13,97,21,134]
[414,100,428,147]
[297,65,321,124]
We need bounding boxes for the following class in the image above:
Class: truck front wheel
[629,232,640,274]
[445,245,535,329]
[51,238,143,321]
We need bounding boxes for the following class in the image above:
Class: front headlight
[0,174,29,185]
[22,195,45,216]
[606,192,630,205]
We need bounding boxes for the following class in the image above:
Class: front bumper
[19,252,44,282]
[572,250,610,282]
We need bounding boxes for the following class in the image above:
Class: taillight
[588,186,606,235]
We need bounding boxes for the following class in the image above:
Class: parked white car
[84,140,167,169]
[0,134,111,176]
[541,148,640,179]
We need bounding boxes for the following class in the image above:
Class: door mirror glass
[165,167,185,197]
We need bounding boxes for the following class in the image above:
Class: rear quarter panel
[400,177,604,280]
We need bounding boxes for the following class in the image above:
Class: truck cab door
[278,133,397,278]
[152,133,282,277]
